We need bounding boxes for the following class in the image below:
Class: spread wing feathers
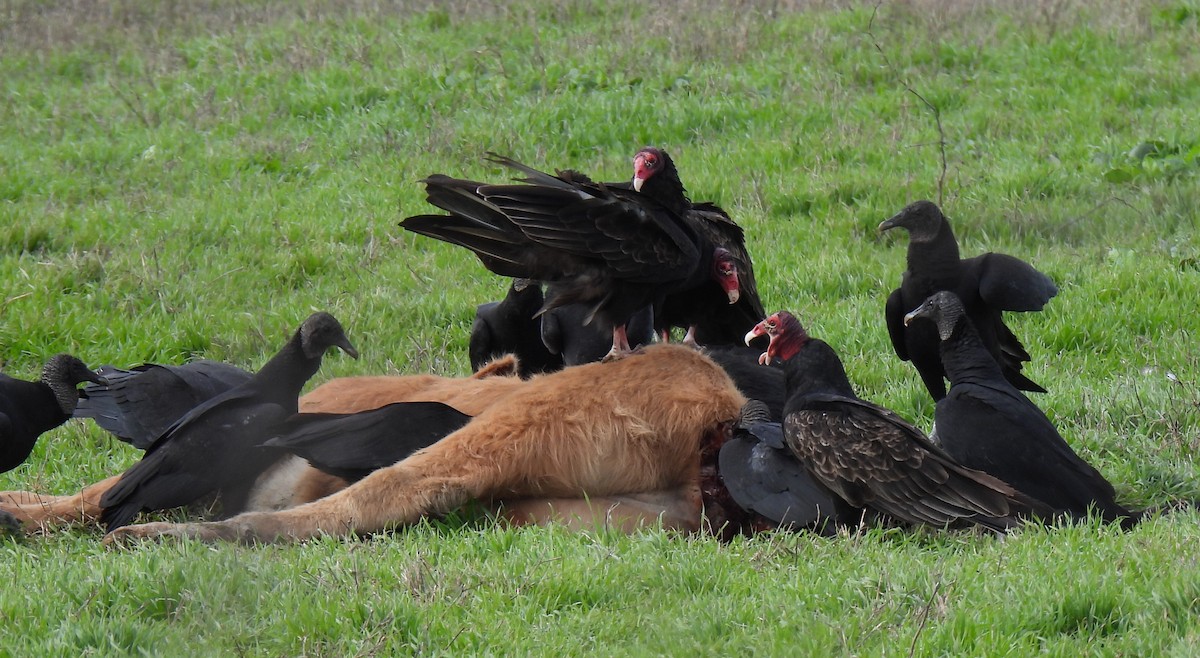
[784,393,1037,529]
[76,361,252,449]
[972,253,1060,312]
[407,175,699,284]
[262,402,472,481]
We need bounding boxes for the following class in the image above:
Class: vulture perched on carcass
[629,147,766,348]
[400,153,742,360]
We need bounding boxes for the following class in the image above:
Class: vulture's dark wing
[969,253,1059,312]
[883,287,912,362]
[935,382,1121,518]
[263,402,472,481]
[786,393,1036,530]
[77,361,252,449]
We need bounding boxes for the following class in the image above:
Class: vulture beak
[726,288,740,304]
[338,338,361,360]
[632,176,645,193]
[877,216,897,233]
[902,306,924,327]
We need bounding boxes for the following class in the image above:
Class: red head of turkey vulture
[744,310,1051,532]
[400,153,742,360]
[627,147,766,347]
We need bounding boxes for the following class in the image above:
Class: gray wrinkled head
[903,291,967,341]
[299,312,359,360]
[41,353,105,414]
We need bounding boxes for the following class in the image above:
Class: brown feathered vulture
[879,200,1058,400]
[746,311,1052,532]
[400,153,742,360]
[631,147,766,347]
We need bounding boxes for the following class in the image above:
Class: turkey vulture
[746,311,1051,531]
[631,147,766,347]
[903,291,1140,528]
[1,354,106,473]
[99,312,359,531]
[75,360,252,450]
[468,278,563,377]
[261,401,472,482]
[879,200,1058,400]
[400,153,741,359]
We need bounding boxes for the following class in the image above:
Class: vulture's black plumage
[468,279,563,377]
[540,303,655,367]
[75,360,252,450]
[631,147,766,347]
[718,399,856,531]
[747,311,1051,531]
[99,312,359,531]
[261,401,472,481]
[879,200,1058,400]
[400,153,741,359]
[1,354,105,473]
[904,291,1140,528]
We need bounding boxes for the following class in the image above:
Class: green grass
[2,0,1200,654]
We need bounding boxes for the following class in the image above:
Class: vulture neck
[24,379,73,434]
[250,333,326,409]
[642,168,691,217]
[906,221,962,282]
[781,338,858,402]
[937,320,1009,388]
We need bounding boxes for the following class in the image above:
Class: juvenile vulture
[400,153,741,360]
[746,311,1050,531]
[630,147,766,347]
[99,312,359,531]
[75,360,252,450]
[904,291,1140,528]
[1,354,105,473]
[879,200,1058,400]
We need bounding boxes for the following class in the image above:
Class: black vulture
[1,354,105,473]
[540,303,655,367]
[468,279,562,378]
[879,200,1058,400]
[904,291,1140,528]
[99,312,359,531]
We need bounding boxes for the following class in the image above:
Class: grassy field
[2,0,1199,654]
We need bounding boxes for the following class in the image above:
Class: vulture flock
[0,146,1173,542]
